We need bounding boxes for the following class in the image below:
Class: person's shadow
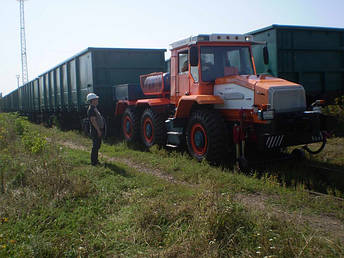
[103,162,131,177]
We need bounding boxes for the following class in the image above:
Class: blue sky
[1,0,344,95]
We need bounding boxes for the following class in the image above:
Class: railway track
[306,189,344,201]
[244,152,344,199]
[306,164,344,175]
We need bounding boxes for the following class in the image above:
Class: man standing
[87,93,105,166]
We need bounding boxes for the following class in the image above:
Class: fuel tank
[140,72,170,96]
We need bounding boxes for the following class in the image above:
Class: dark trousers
[91,136,102,165]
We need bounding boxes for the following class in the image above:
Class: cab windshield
[200,46,254,82]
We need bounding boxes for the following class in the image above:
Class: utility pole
[16,74,20,89]
[17,0,29,86]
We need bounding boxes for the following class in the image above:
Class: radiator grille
[269,86,306,113]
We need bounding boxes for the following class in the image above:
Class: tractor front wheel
[186,109,226,164]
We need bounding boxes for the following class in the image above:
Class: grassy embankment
[0,113,343,257]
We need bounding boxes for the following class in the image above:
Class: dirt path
[58,140,190,186]
[58,139,344,242]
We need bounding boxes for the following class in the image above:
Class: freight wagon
[2,89,19,113]
[1,47,166,131]
[249,25,344,102]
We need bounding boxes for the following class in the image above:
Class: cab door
[176,49,190,101]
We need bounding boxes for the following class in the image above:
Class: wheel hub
[190,123,207,155]
[194,130,205,149]
[145,122,152,139]
[125,119,131,134]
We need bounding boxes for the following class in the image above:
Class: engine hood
[214,75,306,112]
[215,74,300,90]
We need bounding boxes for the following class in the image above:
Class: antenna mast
[17,0,29,85]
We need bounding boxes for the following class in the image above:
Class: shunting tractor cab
[115,34,329,167]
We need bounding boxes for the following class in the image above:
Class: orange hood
[215,75,301,105]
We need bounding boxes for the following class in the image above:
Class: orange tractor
[115,34,328,166]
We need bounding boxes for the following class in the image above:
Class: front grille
[269,86,306,113]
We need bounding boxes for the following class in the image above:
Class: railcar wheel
[140,108,167,148]
[186,109,226,164]
[122,108,140,143]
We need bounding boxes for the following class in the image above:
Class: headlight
[263,110,274,120]
[312,106,322,113]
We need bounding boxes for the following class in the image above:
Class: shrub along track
[56,139,344,243]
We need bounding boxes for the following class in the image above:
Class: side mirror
[190,46,198,66]
[263,46,269,65]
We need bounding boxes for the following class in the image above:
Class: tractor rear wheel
[186,109,226,164]
[140,108,167,148]
[122,108,140,143]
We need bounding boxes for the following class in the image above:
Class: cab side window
[178,51,188,73]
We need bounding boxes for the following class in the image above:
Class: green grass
[0,113,343,257]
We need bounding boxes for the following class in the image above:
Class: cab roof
[170,34,264,49]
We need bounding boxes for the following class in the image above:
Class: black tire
[186,109,226,164]
[140,108,167,148]
[122,108,140,143]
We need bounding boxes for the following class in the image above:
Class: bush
[15,118,28,136]
[0,126,7,146]
[11,171,27,188]
[323,96,344,136]
[0,154,12,193]
[0,115,17,148]
[22,131,47,154]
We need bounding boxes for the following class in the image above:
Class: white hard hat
[87,93,99,102]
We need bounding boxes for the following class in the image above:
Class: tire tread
[186,108,227,164]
